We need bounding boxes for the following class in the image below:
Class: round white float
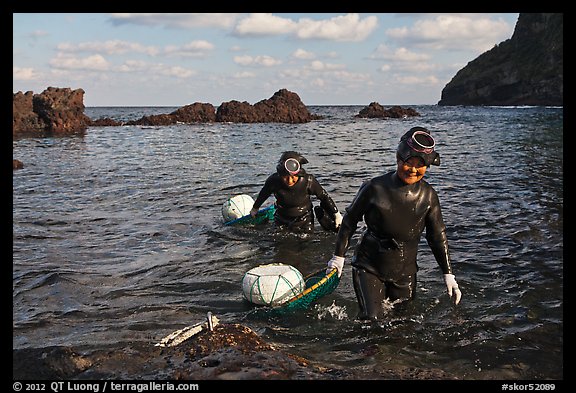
[242,263,305,306]
[222,194,254,222]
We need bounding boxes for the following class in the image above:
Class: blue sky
[13,13,520,107]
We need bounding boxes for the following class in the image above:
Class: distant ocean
[13,104,563,380]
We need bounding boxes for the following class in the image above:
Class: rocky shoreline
[13,321,455,380]
[13,87,419,138]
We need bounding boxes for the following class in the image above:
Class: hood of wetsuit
[397,126,440,166]
[276,151,309,176]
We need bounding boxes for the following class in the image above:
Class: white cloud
[370,44,430,62]
[109,13,240,29]
[309,60,345,71]
[58,40,160,56]
[310,78,325,87]
[234,13,297,35]
[57,39,215,58]
[13,66,39,80]
[117,60,196,78]
[233,55,282,67]
[233,71,256,78]
[156,65,196,78]
[395,74,440,85]
[49,54,110,71]
[164,40,214,57]
[117,60,150,72]
[329,70,372,83]
[292,48,315,60]
[234,13,378,42]
[386,14,513,52]
[296,13,378,42]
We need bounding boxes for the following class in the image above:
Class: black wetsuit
[253,171,338,233]
[334,171,453,319]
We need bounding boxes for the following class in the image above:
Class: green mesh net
[225,205,275,226]
[272,268,340,313]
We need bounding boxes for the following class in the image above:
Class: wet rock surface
[13,323,455,380]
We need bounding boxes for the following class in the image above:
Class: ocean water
[12,105,563,380]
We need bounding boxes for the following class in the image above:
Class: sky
[13,13,520,107]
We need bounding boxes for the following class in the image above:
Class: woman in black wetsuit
[326,127,462,319]
[250,151,342,233]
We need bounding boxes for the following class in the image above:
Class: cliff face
[438,13,563,106]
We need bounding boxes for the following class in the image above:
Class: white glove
[334,211,343,229]
[249,207,258,217]
[444,274,462,305]
[327,255,345,278]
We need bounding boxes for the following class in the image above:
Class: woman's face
[281,174,299,187]
[397,156,427,185]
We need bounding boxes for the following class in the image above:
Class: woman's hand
[444,274,462,305]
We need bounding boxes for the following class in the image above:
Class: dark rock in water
[216,89,316,123]
[215,100,258,123]
[12,322,457,380]
[355,102,420,119]
[13,159,24,170]
[13,88,322,136]
[124,89,317,125]
[13,91,44,136]
[128,103,217,126]
[89,117,124,126]
[253,88,316,123]
[13,87,92,137]
[438,13,563,106]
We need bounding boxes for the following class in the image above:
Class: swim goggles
[406,131,435,154]
[284,158,301,175]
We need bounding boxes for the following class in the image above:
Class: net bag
[274,267,340,313]
[224,205,276,226]
[242,263,305,306]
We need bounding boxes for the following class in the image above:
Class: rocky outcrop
[13,87,92,137]
[355,102,420,118]
[13,91,44,135]
[253,88,320,123]
[215,100,258,123]
[87,89,320,126]
[216,89,317,123]
[438,13,563,106]
[128,103,217,126]
[13,87,322,137]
